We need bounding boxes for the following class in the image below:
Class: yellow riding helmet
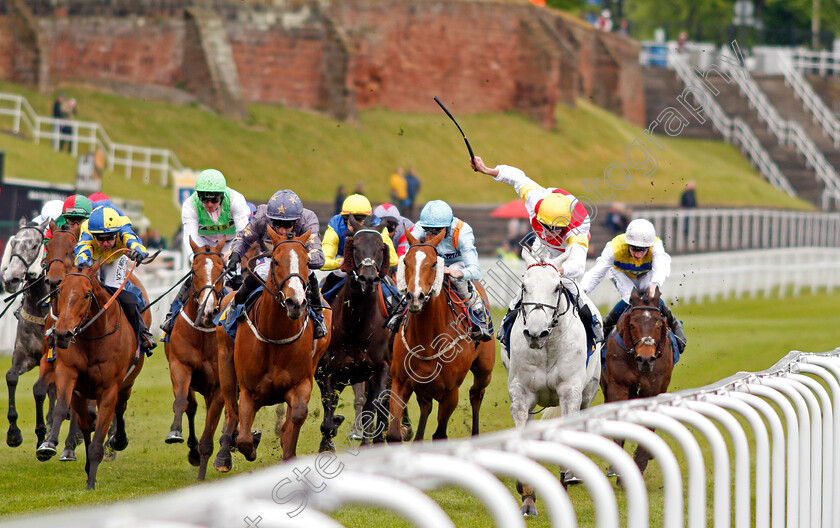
[341,194,372,215]
[87,206,123,235]
[536,193,574,228]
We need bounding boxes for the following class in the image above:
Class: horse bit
[625,305,664,359]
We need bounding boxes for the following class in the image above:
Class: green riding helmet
[62,194,92,219]
[195,169,227,193]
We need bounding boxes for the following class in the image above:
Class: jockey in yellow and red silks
[73,206,156,355]
[470,156,603,356]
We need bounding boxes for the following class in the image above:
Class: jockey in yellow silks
[470,155,603,355]
[73,206,156,355]
[581,218,686,353]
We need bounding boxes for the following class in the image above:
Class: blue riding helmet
[266,190,303,221]
[417,200,453,228]
[87,206,123,235]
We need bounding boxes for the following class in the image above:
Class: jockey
[225,189,328,339]
[33,200,64,225]
[56,194,92,230]
[581,218,687,352]
[159,168,250,334]
[87,192,124,214]
[373,203,414,258]
[73,206,156,355]
[320,194,399,303]
[385,200,493,342]
[470,156,603,351]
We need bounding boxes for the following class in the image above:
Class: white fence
[3,248,839,354]
[4,347,840,527]
[638,208,840,253]
[0,93,185,185]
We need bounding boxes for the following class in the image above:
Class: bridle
[44,228,79,277]
[247,238,310,308]
[190,249,226,317]
[519,261,571,332]
[349,229,384,283]
[9,224,46,278]
[403,243,439,299]
[53,272,121,341]
[624,305,665,359]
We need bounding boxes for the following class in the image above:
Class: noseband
[403,243,439,299]
[9,225,46,276]
[54,272,120,341]
[248,239,309,308]
[625,305,665,359]
[349,229,384,283]
[191,250,226,316]
[519,262,570,332]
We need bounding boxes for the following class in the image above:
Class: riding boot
[234,273,261,306]
[384,299,407,333]
[160,276,193,333]
[577,302,604,347]
[307,273,328,339]
[660,302,687,352]
[601,305,623,343]
[121,296,156,356]
[469,304,494,343]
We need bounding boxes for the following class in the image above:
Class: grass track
[0,290,838,525]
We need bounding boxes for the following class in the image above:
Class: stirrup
[312,318,328,339]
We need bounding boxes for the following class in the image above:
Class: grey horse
[2,218,81,460]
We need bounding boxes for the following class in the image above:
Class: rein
[623,305,666,359]
[56,271,121,341]
[8,224,46,274]
[190,250,226,322]
[44,228,79,277]
[400,277,472,361]
[0,274,46,319]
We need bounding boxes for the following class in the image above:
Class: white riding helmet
[38,200,64,223]
[625,219,656,247]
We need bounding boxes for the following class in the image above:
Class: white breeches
[98,255,130,288]
[609,268,653,303]
[449,262,484,312]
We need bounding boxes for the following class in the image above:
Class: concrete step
[643,67,719,140]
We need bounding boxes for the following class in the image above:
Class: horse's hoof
[188,448,201,467]
[606,466,620,478]
[563,470,584,485]
[400,424,414,442]
[109,435,129,452]
[165,431,185,444]
[213,454,232,473]
[252,431,262,450]
[6,428,23,448]
[59,449,77,462]
[319,440,335,453]
[36,442,57,461]
[103,445,117,462]
[347,426,364,441]
[520,503,538,517]
[334,415,345,428]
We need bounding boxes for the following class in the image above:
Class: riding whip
[433,96,477,170]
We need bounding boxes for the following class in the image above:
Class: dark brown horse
[214,227,330,469]
[386,230,495,443]
[601,286,674,474]
[164,238,226,480]
[36,261,146,490]
[316,218,393,451]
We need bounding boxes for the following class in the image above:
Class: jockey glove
[226,252,241,273]
[77,259,92,269]
[128,248,146,264]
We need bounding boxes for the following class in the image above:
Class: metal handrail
[669,54,796,196]
[780,52,840,148]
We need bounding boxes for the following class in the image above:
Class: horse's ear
[341,236,355,274]
[212,238,226,254]
[39,219,50,231]
[379,243,391,278]
[429,229,446,247]
[521,247,536,267]
[267,224,282,246]
[89,260,103,276]
[348,214,362,232]
[189,237,200,255]
[652,285,661,305]
[49,220,58,233]
[19,216,27,228]
[630,288,642,305]
[296,229,312,244]
[405,228,419,247]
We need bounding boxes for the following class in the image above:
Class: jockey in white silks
[470,156,603,355]
[581,218,687,352]
[160,168,250,334]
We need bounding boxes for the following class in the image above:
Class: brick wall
[0,19,13,78]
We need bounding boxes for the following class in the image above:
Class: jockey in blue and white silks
[385,200,493,342]
[582,218,686,353]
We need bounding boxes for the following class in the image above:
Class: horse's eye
[430,260,437,268]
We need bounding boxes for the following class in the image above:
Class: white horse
[501,250,601,516]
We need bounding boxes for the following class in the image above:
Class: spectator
[169,224,183,251]
[618,19,629,37]
[333,185,346,215]
[404,166,421,217]
[595,9,613,32]
[603,202,630,236]
[59,98,78,153]
[677,31,689,53]
[52,92,65,151]
[680,180,697,237]
[388,167,408,209]
[144,228,167,250]
[353,181,366,197]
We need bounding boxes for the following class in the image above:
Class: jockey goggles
[628,244,649,253]
[344,213,367,224]
[425,226,446,236]
[539,221,565,233]
[198,192,223,204]
[271,218,296,229]
[93,232,117,242]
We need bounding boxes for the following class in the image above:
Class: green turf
[0,80,813,238]
[0,290,838,525]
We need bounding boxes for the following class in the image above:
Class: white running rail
[0,92,185,186]
[788,48,840,76]
[4,347,839,527]
[669,53,796,197]
[779,51,840,148]
[720,51,840,210]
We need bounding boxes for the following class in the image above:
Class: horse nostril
[539,330,549,340]
[523,329,531,339]
[285,299,296,311]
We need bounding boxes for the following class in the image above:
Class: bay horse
[36,260,146,490]
[601,286,674,475]
[163,238,226,480]
[386,230,495,443]
[316,217,392,451]
[503,250,601,516]
[215,227,330,469]
[3,219,50,448]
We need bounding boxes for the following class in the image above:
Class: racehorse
[164,238,226,480]
[502,250,601,516]
[601,286,674,475]
[386,230,495,443]
[214,227,330,469]
[36,260,146,490]
[316,217,393,451]
[3,219,50,449]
